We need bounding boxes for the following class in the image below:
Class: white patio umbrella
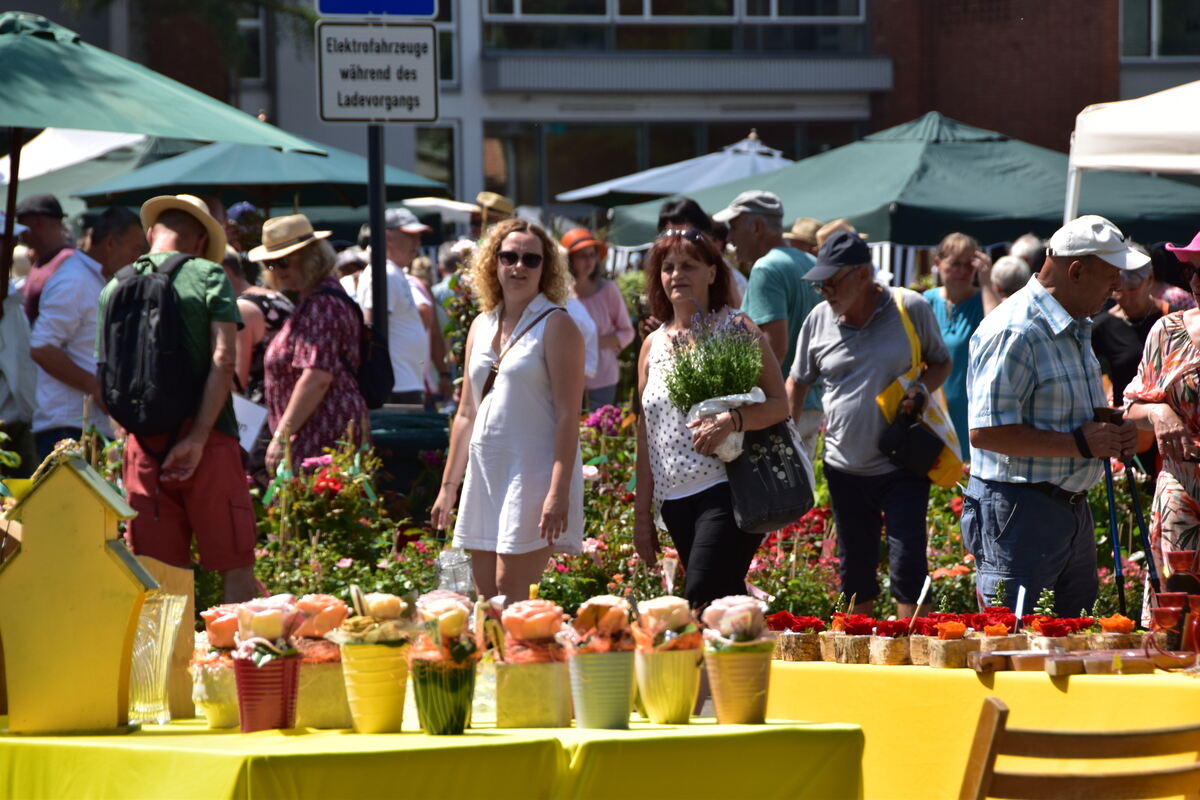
[1064,79,1200,222]
[0,128,146,184]
[555,130,793,206]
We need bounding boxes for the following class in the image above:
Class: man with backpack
[96,194,257,602]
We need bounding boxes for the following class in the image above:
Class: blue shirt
[923,288,984,460]
[967,276,1105,492]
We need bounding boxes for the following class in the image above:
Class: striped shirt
[967,276,1105,492]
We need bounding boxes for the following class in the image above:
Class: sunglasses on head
[498,250,543,269]
[265,258,291,271]
[658,228,707,244]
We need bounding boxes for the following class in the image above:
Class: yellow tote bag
[875,289,964,489]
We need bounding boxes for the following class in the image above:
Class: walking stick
[1102,459,1127,616]
[1124,463,1162,594]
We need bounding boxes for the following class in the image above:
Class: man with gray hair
[1092,260,1161,407]
[990,255,1032,300]
[1009,233,1044,270]
[715,189,824,455]
[30,206,145,457]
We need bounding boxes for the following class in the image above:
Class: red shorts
[123,426,257,572]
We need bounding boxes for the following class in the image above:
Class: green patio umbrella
[0,11,326,296]
[75,139,445,211]
[607,112,1200,248]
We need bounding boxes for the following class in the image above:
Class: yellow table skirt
[766,661,1200,800]
[0,716,864,800]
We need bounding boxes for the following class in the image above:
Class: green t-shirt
[97,252,242,439]
[740,246,823,411]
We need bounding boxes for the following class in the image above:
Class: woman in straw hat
[430,218,586,601]
[249,214,368,472]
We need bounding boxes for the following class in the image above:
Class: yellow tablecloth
[0,716,863,800]
[766,661,1200,800]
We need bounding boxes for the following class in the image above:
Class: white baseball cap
[1046,215,1150,270]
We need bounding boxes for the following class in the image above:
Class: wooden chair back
[960,697,1200,800]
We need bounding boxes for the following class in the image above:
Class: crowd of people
[2,181,1197,616]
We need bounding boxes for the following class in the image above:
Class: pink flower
[582,465,601,481]
[301,454,333,469]
[254,548,269,558]
[335,557,353,568]
[377,559,391,569]
[554,562,569,573]
[414,540,428,554]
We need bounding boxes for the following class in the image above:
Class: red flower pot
[233,657,300,732]
[1154,592,1188,609]
[1165,550,1199,574]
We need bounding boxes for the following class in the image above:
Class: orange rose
[502,598,566,641]
[1099,614,1134,634]
[936,621,967,640]
[982,623,1010,637]
[293,594,350,638]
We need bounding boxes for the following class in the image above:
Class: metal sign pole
[367,124,388,355]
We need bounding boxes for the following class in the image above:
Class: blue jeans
[824,464,931,605]
[961,476,1098,618]
[586,384,617,411]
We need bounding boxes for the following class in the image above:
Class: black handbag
[877,393,943,478]
[725,420,815,535]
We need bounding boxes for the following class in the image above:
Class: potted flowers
[561,595,636,730]
[972,607,1025,653]
[292,594,352,729]
[192,604,240,728]
[326,588,416,733]
[766,612,825,662]
[701,595,774,724]
[409,590,480,735]
[632,596,702,724]
[232,595,304,732]
[832,614,875,664]
[868,620,911,665]
[493,598,571,728]
[927,618,978,668]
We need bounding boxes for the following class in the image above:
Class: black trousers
[660,482,763,609]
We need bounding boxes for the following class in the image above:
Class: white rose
[638,596,691,632]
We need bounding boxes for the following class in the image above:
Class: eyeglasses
[814,267,860,296]
[265,258,291,271]
[498,250,543,269]
[658,228,707,244]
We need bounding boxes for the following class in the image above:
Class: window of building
[1122,0,1200,58]
[416,126,456,195]
[484,122,540,207]
[236,13,265,81]
[435,0,458,85]
[546,124,640,200]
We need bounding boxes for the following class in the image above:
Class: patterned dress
[238,288,294,404]
[1123,312,1200,572]
[264,277,369,465]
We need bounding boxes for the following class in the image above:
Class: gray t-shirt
[790,287,949,476]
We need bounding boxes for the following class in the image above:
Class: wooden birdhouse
[0,457,157,734]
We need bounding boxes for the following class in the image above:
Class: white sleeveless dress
[453,293,585,555]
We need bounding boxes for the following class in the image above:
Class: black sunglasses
[498,250,543,269]
[265,258,291,271]
[658,228,707,244]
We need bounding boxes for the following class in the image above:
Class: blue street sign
[316,0,436,16]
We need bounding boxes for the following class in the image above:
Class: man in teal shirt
[716,190,823,456]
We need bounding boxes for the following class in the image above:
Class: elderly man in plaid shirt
[964,216,1142,617]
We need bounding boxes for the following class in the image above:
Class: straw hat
[246,214,331,262]
[475,191,514,217]
[783,217,821,246]
[140,194,227,263]
[816,218,868,248]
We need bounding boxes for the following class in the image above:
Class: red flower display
[767,611,826,633]
[1037,619,1072,638]
[873,619,910,638]
[840,613,876,636]
[312,467,344,495]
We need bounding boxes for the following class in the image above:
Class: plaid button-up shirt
[967,276,1105,492]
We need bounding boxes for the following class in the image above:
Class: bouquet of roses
[326,588,417,646]
[411,590,480,664]
[493,598,573,728]
[701,595,773,654]
[559,595,635,654]
[499,598,568,663]
[409,590,483,735]
[632,595,701,652]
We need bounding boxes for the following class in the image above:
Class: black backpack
[313,287,394,409]
[98,253,201,437]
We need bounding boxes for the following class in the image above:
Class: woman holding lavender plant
[634,229,789,609]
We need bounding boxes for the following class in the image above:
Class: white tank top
[641,327,727,511]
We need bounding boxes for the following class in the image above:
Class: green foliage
[615,270,647,322]
[1033,587,1056,617]
[443,269,480,383]
[662,311,762,413]
[0,430,20,475]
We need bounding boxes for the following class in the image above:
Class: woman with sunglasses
[1126,232,1200,596]
[430,218,585,602]
[633,228,789,609]
[250,214,368,473]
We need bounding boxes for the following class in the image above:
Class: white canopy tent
[0,127,145,183]
[1064,80,1200,223]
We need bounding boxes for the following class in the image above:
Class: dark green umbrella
[75,139,445,210]
[608,112,1200,247]
[0,11,326,296]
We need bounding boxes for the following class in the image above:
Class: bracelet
[732,408,744,432]
[1072,427,1094,459]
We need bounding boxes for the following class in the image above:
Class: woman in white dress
[430,219,585,601]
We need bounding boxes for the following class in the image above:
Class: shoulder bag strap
[479,306,564,401]
[892,288,922,381]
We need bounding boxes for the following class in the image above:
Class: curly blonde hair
[468,218,570,312]
[263,239,336,293]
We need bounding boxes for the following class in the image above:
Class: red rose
[874,619,910,637]
[789,616,826,633]
[950,496,964,517]
[766,611,797,632]
[1038,620,1071,637]
[841,614,876,636]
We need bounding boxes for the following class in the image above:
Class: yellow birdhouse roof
[4,457,135,523]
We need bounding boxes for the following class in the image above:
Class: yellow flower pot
[340,643,409,734]
[635,649,701,725]
[495,661,571,728]
[704,648,771,725]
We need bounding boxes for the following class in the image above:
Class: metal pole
[1103,460,1127,616]
[1,127,25,311]
[1063,159,1082,225]
[367,124,388,356]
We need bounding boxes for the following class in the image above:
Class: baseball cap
[384,207,433,234]
[1046,215,1149,270]
[712,190,783,223]
[15,194,64,219]
[803,230,873,282]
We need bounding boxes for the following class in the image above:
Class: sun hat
[783,217,821,245]
[140,194,227,263]
[561,228,607,261]
[712,189,783,223]
[246,214,331,263]
[1165,231,1200,262]
[1046,215,1150,270]
[816,218,868,248]
[15,194,65,219]
[384,206,433,235]
[475,191,514,217]
[803,230,873,282]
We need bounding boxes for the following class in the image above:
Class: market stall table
[767,661,1200,800]
[0,716,863,800]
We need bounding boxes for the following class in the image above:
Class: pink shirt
[578,280,635,390]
